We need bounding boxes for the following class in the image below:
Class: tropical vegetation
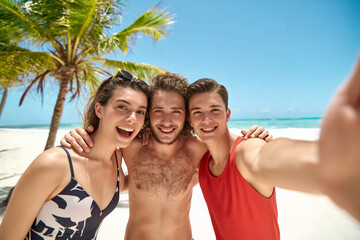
[0,0,174,149]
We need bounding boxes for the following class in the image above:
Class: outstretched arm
[241,138,321,194]
[319,56,360,221]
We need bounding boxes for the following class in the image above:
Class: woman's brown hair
[83,73,150,131]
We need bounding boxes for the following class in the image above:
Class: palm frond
[69,71,79,100]
[19,70,51,106]
[0,0,55,44]
[0,22,21,49]
[35,70,51,105]
[97,6,174,55]
[71,0,99,59]
[69,0,124,56]
[0,76,31,89]
[102,59,167,82]
[0,42,28,52]
[0,51,57,73]
[81,67,102,94]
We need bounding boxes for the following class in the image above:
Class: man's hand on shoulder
[137,127,151,146]
[241,125,273,142]
[60,126,94,153]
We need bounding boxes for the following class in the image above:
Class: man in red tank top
[187,78,323,240]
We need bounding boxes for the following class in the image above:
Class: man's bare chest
[129,150,196,197]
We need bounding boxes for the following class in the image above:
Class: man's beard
[150,125,181,145]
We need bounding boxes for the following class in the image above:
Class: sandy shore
[0,128,360,239]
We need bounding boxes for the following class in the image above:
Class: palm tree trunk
[44,79,69,150]
[0,88,8,118]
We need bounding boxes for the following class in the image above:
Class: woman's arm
[0,148,68,239]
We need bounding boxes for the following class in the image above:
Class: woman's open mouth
[116,126,134,137]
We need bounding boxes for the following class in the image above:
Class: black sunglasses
[111,69,146,83]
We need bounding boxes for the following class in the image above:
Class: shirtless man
[61,72,271,239]
[119,73,205,239]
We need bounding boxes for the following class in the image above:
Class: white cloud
[260,107,271,113]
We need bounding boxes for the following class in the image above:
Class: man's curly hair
[148,72,193,137]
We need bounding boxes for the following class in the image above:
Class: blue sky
[1,0,360,126]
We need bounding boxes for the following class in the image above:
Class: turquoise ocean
[0,117,322,130]
[228,117,321,129]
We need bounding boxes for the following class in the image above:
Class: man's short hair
[188,78,228,108]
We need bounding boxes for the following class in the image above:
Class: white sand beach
[0,128,360,239]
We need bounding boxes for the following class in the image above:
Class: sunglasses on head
[111,69,146,83]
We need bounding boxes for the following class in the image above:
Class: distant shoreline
[0,123,83,129]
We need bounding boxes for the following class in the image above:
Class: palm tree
[0,21,47,117]
[0,0,174,149]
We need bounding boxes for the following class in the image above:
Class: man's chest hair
[130,148,196,197]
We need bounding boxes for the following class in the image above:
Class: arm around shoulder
[0,148,70,239]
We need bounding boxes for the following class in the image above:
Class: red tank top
[199,137,280,240]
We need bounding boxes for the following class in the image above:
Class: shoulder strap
[230,136,244,156]
[58,146,75,178]
[199,151,211,178]
[114,150,120,187]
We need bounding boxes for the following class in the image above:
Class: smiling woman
[0,70,150,240]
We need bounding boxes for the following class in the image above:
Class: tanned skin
[60,89,271,240]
